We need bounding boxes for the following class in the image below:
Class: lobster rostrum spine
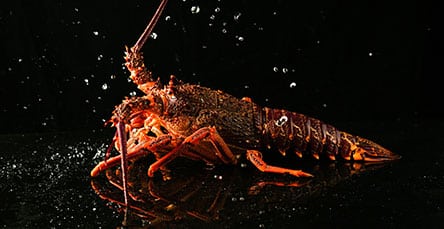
[91,0,400,207]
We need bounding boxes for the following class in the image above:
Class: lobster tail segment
[351,135,401,162]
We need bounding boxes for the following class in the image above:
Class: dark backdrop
[0,0,441,134]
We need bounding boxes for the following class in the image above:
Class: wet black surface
[1,120,443,228]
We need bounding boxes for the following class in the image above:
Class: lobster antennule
[116,122,130,206]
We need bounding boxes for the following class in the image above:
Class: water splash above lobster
[90,0,400,207]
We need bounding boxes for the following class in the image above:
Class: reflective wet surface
[1,120,443,228]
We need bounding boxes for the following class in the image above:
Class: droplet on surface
[275,115,288,126]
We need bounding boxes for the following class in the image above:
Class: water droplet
[282,68,288,74]
[322,103,327,108]
[289,82,296,88]
[23,106,28,110]
[93,31,99,36]
[110,74,116,79]
[239,197,245,201]
[101,83,108,90]
[84,79,89,85]
[237,36,244,42]
[97,54,103,61]
[191,6,200,14]
[150,32,158,39]
[221,28,227,34]
[74,8,79,12]
[42,122,47,126]
[231,197,237,202]
[240,163,247,168]
[214,7,220,13]
[129,91,137,96]
[273,67,279,72]
[368,52,373,56]
[275,115,288,126]
[234,12,242,21]
[165,15,171,21]
[210,15,216,20]
[18,58,22,63]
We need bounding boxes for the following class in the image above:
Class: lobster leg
[147,127,237,177]
[246,150,314,177]
[90,134,172,177]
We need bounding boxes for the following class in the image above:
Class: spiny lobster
[90,0,400,206]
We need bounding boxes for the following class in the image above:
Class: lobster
[90,0,400,206]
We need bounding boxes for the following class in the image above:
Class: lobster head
[109,94,165,126]
[353,136,401,162]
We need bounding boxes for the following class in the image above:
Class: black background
[1,0,442,134]
[1,1,444,228]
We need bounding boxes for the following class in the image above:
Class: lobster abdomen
[260,108,400,162]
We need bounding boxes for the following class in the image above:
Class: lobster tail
[345,134,401,162]
[260,108,400,162]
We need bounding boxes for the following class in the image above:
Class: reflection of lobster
[90,0,400,206]
[91,158,387,226]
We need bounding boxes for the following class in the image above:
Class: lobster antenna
[132,0,169,52]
